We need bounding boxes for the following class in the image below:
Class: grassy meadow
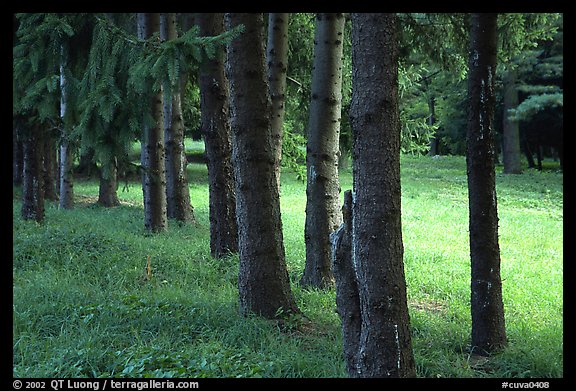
[12,143,563,378]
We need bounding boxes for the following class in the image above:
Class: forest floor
[13,150,563,379]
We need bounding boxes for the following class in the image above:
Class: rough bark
[331,190,361,376]
[161,13,195,223]
[301,13,345,289]
[197,12,238,258]
[502,68,522,174]
[267,12,290,190]
[139,13,167,233]
[347,13,416,378]
[466,13,507,355]
[21,125,45,222]
[225,13,300,318]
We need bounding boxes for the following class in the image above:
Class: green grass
[13,153,563,378]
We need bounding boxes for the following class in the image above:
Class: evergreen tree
[334,13,416,378]
[466,13,507,355]
[161,13,195,223]
[225,13,300,318]
[301,13,345,289]
[197,12,239,258]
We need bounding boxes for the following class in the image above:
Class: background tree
[225,13,300,318]
[466,13,507,355]
[161,13,195,223]
[267,13,290,189]
[197,12,239,258]
[335,13,416,378]
[137,13,168,233]
[301,13,345,289]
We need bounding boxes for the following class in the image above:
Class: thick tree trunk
[59,45,74,210]
[225,13,300,319]
[161,13,195,224]
[21,125,45,222]
[197,12,238,258]
[98,157,120,207]
[139,13,168,233]
[502,68,522,174]
[267,12,290,190]
[345,13,416,378]
[466,13,507,355]
[301,13,345,289]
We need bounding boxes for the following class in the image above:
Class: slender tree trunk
[427,94,439,156]
[98,157,120,207]
[267,12,290,190]
[197,12,238,258]
[466,13,507,355]
[502,68,522,174]
[13,121,24,186]
[21,124,45,222]
[59,45,74,209]
[340,13,415,378]
[225,13,300,318]
[43,129,59,201]
[161,13,195,223]
[301,13,345,289]
[138,13,168,233]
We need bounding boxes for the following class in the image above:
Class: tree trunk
[43,129,59,201]
[197,12,239,258]
[267,12,290,190]
[345,13,416,378]
[502,68,522,174]
[59,45,74,210]
[225,13,300,319]
[13,120,24,186]
[301,13,345,289]
[466,13,507,355]
[161,13,195,223]
[427,95,439,156]
[98,157,120,207]
[331,190,361,376]
[139,13,168,233]
[21,124,45,222]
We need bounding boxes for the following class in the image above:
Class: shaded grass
[13,154,562,378]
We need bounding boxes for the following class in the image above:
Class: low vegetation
[13,153,563,378]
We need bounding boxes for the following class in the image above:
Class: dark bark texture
[139,13,168,233]
[301,13,345,289]
[225,13,299,319]
[59,46,74,210]
[466,13,507,355]
[267,12,289,189]
[197,12,238,258]
[345,13,416,378]
[21,125,45,222]
[161,13,195,223]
